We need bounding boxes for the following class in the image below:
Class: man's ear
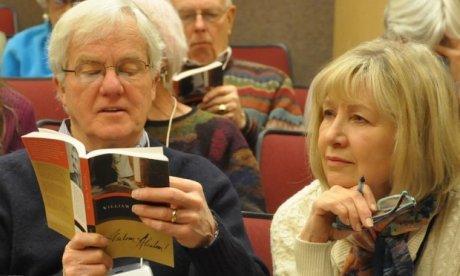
[226,5,236,36]
[54,77,67,109]
[151,77,158,101]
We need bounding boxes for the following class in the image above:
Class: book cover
[173,61,224,105]
[22,130,174,267]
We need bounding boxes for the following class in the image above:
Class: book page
[88,153,173,266]
[22,137,87,238]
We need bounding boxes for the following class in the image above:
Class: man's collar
[58,119,150,148]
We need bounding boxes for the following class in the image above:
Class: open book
[173,61,224,105]
[22,130,174,267]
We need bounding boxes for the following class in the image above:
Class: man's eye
[79,68,102,76]
[119,64,140,76]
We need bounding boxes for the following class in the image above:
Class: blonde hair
[307,39,460,201]
[384,0,460,47]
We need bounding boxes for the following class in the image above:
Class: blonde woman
[271,39,460,275]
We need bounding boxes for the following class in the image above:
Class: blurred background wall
[2,0,387,86]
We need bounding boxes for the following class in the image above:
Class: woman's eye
[322,109,335,118]
[351,114,368,124]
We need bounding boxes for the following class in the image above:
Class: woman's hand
[131,176,216,249]
[300,184,377,243]
[435,34,460,82]
[62,233,113,276]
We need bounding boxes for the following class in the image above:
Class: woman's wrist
[299,215,332,243]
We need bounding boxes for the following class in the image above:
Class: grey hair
[384,0,460,47]
[48,0,164,82]
[132,0,188,85]
[36,0,47,9]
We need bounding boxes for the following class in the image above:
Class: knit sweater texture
[271,180,460,276]
[0,144,269,275]
[224,59,304,151]
[1,22,52,77]
[0,86,37,154]
[145,108,265,212]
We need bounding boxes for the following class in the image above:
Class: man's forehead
[173,0,226,10]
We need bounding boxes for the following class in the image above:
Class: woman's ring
[171,209,177,223]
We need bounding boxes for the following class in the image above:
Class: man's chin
[189,47,216,65]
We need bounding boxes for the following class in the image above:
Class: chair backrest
[257,129,313,213]
[231,44,292,77]
[4,78,67,121]
[0,6,18,38]
[242,211,273,275]
[293,86,308,113]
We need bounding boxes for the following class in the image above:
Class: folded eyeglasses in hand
[332,191,416,231]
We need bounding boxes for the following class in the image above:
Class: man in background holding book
[0,0,268,275]
[171,0,304,151]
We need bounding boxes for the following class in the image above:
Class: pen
[357,176,365,195]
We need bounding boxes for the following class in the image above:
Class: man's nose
[193,13,206,30]
[100,68,123,96]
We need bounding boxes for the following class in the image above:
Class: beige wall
[333,0,388,58]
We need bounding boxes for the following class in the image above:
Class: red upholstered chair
[0,5,18,38]
[231,44,293,77]
[293,86,308,113]
[256,129,313,213]
[242,211,273,275]
[4,78,67,121]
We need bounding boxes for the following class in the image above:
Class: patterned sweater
[145,108,266,212]
[224,58,304,151]
[0,86,37,154]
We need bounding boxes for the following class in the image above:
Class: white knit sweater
[271,180,460,276]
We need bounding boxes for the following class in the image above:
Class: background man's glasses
[332,191,417,231]
[178,9,228,24]
[62,59,152,85]
[51,0,83,7]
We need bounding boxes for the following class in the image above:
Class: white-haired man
[0,0,268,275]
[172,0,304,151]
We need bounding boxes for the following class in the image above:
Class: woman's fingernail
[132,205,139,213]
[371,204,377,211]
[365,218,374,228]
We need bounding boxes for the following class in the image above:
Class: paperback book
[22,130,174,267]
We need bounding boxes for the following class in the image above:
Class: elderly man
[171,0,304,151]
[0,0,268,275]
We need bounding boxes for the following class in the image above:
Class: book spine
[80,158,96,231]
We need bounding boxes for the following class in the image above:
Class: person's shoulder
[228,58,290,81]
[1,86,34,110]
[0,149,32,174]
[273,180,323,220]
[11,22,50,40]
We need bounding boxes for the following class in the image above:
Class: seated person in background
[384,0,460,88]
[0,31,5,62]
[271,39,460,275]
[0,0,268,275]
[0,81,37,154]
[171,0,304,151]
[135,0,265,212]
[0,0,77,77]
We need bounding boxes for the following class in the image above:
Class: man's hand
[199,85,247,129]
[131,176,217,249]
[435,34,460,82]
[62,233,113,276]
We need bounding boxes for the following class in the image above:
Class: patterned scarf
[341,195,437,276]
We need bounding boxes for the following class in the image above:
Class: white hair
[384,0,460,47]
[132,0,188,84]
[48,0,164,82]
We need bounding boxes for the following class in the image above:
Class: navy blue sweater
[0,147,268,275]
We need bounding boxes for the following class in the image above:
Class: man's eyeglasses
[178,9,228,25]
[332,191,417,231]
[62,59,152,85]
[51,0,83,7]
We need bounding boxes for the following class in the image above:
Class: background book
[173,61,223,105]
